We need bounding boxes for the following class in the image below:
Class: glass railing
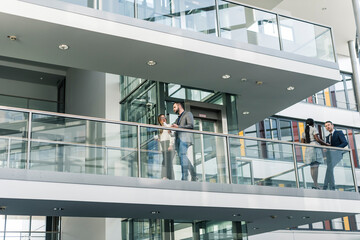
[0,106,356,192]
[43,0,336,62]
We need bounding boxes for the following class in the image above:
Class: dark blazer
[325,130,348,148]
[173,111,194,144]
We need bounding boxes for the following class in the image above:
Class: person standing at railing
[157,114,175,180]
[323,121,348,190]
[171,102,197,181]
[301,118,328,189]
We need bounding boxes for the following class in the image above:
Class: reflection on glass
[0,139,7,168]
[279,16,335,62]
[295,145,355,191]
[107,148,138,177]
[0,109,28,138]
[138,0,217,35]
[101,0,135,17]
[219,1,280,49]
[30,142,106,174]
[9,140,27,169]
[230,137,296,187]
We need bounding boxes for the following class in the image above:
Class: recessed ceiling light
[242,111,250,115]
[151,211,160,215]
[233,214,241,217]
[287,86,295,91]
[58,44,69,50]
[53,207,64,211]
[253,227,259,230]
[40,77,43,80]
[7,35,17,41]
[270,215,277,219]
[322,7,327,10]
[256,81,263,85]
[0,206,6,211]
[147,60,157,66]
[240,78,247,82]
[302,216,310,219]
[222,74,231,79]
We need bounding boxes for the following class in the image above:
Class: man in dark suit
[323,121,348,190]
[172,102,197,181]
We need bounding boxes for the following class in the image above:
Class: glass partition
[218,1,280,49]
[229,137,296,188]
[279,16,335,62]
[295,145,356,191]
[140,126,228,183]
[138,0,217,35]
[0,109,28,138]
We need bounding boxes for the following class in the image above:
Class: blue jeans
[175,138,196,181]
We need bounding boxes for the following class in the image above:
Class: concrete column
[348,40,360,112]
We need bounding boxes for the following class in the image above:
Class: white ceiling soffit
[0,0,341,129]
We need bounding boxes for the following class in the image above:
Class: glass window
[297,224,310,229]
[244,124,257,137]
[355,214,360,230]
[31,216,46,231]
[333,81,347,109]
[279,120,292,141]
[5,215,30,232]
[354,130,360,167]
[312,221,324,230]
[343,73,357,110]
[331,218,344,230]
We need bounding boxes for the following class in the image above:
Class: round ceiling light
[7,35,17,41]
[147,60,157,66]
[287,86,295,91]
[240,78,247,82]
[242,111,250,115]
[222,74,231,79]
[58,44,69,50]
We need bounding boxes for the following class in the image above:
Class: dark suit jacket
[325,130,348,148]
[173,111,194,144]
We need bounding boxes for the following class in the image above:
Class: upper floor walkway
[0,105,359,235]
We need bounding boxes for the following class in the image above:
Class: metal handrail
[0,105,351,152]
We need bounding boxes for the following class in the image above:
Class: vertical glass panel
[6,216,30,234]
[279,16,335,62]
[295,145,355,191]
[312,221,324,230]
[120,76,146,101]
[0,109,28,138]
[344,74,357,110]
[218,1,280,49]
[30,142,106,174]
[230,137,296,187]
[31,216,46,232]
[354,130,360,167]
[138,0,217,35]
[174,222,193,239]
[334,81,347,109]
[9,140,27,169]
[0,139,8,168]
[101,0,135,18]
[315,90,326,106]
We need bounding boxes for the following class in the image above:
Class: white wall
[0,77,57,101]
[65,68,106,118]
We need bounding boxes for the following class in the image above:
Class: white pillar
[348,40,360,112]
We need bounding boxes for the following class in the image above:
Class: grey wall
[0,77,57,101]
[65,68,106,118]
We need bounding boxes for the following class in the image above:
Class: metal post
[276,14,284,51]
[26,112,32,169]
[214,0,221,37]
[7,138,11,168]
[104,147,108,175]
[348,40,360,112]
[226,136,233,184]
[137,125,141,178]
[134,0,138,19]
[352,0,360,45]
[292,144,300,188]
[349,149,359,192]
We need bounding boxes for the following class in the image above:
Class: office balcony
[0,106,359,236]
[0,0,341,128]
